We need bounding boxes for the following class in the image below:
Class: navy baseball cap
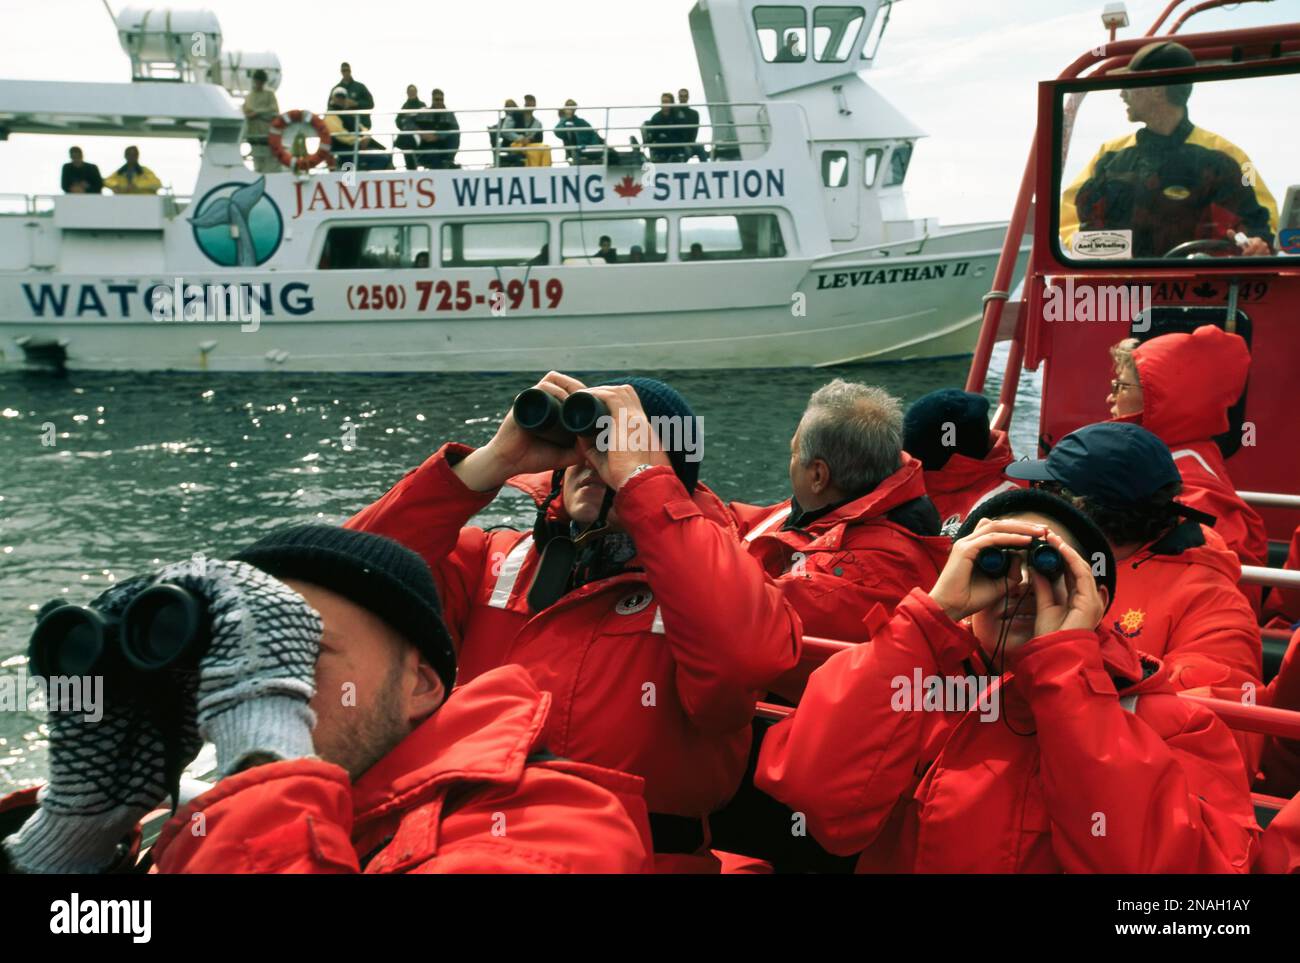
[1005,422,1180,508]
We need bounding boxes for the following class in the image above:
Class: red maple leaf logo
[613,175,643,199]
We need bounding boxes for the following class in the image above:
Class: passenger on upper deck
[103,145,161,195]
[416,88,460,170]
[596,235,617,264]
[1007,423,1262,717]
[328,61,374,129]
[60,146,102,194]
[325,87,391,171]
[242,69,282,174]
[1106,325,1267,588]
[729,381,950,683]
[1060,41,1277,258]
[755,488,1258,872]
[345,373,801,872]
[903,388,1019,535]
[555,99,606,165]
[394,84,426,171]
[676,88,708,162]
[643,93,687,164]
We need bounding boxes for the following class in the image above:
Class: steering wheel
[1162,238,1240,259]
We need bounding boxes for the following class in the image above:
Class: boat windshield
[1055,68,1300,263]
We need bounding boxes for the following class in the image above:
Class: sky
[2,0,1297,223]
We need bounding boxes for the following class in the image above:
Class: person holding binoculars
[1,525,651,874]
[753,488,1258,873]
[348,371,802,873]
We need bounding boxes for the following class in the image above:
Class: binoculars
[29,584,210,681]
[974,540,1065,581]
[512,388,610,447]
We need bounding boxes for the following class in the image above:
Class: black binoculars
[974,540,1065,581]
[29,584,210,680]
[512,388,610,447]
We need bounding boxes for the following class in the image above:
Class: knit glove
[156,560,323,776]
[2,576,202,874]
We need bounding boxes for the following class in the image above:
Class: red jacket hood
[1116,325,1249,446]
[921,429,1014,494]
[504,470,739,537]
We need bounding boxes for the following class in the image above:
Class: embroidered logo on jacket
[1114,608,1146,639]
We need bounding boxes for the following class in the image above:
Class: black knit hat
[903,388,991,471]
[233,524,457,695]
[600,376,701,493]
[957,488,1117,613]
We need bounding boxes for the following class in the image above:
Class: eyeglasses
[1110,379,1139,393]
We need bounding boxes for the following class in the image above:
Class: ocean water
[0,344,1040,788]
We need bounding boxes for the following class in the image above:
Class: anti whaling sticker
[1072,230,1133,259]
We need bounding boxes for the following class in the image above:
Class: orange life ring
[267,110,335,171]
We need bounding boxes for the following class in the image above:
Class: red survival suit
[347,444,802,870]
[756,589,1259,872]
[729,453,951,645]
[0,666,652,874]
[920,428,1021,534]
[1113,326,1267,583]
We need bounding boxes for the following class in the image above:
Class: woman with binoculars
[753,488,1258,873]
[348,371,802,873]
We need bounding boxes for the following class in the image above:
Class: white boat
[0,0,1029,372]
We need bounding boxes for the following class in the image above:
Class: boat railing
[0,193,56,216]
[265,100,780,174]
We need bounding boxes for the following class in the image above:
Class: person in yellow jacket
[103,145,162,195]
[1060,41,1277,258]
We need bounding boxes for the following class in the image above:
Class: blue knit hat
[600,376,701,493]
[904,388,991,471]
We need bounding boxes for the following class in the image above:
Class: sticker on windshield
[1071,230,1133,259]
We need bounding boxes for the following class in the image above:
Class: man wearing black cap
[1060,40,1277,258]
[348,371,800,872]
[903,388,1019,534]
[1006,422,1262,714]
[1,525,650,874]
[756,488,1257,872]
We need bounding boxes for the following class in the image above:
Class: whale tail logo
[190,177,276,267]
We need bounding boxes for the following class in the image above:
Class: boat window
[440,221,550,267]
[860,2,891,63]
[863,147,883,187]
[813,6,865,63]
[680,213,786,261]
[754,6,807,63]
[317,224,431,270]
[822,150,849,187]
[883,142,912,187]
[561,217,667,263]
[1056,69,1297,263]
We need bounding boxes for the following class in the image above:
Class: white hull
[0,243,1023,372]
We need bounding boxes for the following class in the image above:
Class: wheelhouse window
[441,221,549,267]
[318,224,430,269]
[561,217,667,263]
[1056,69,1294,263]
[822,150,849,187]
[680,213,786,261]
[863,147,883,187]
[813,6,865,63]
[754,6,807,63]
[884,142,912,187]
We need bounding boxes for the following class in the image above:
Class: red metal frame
[965,5,1300,541]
